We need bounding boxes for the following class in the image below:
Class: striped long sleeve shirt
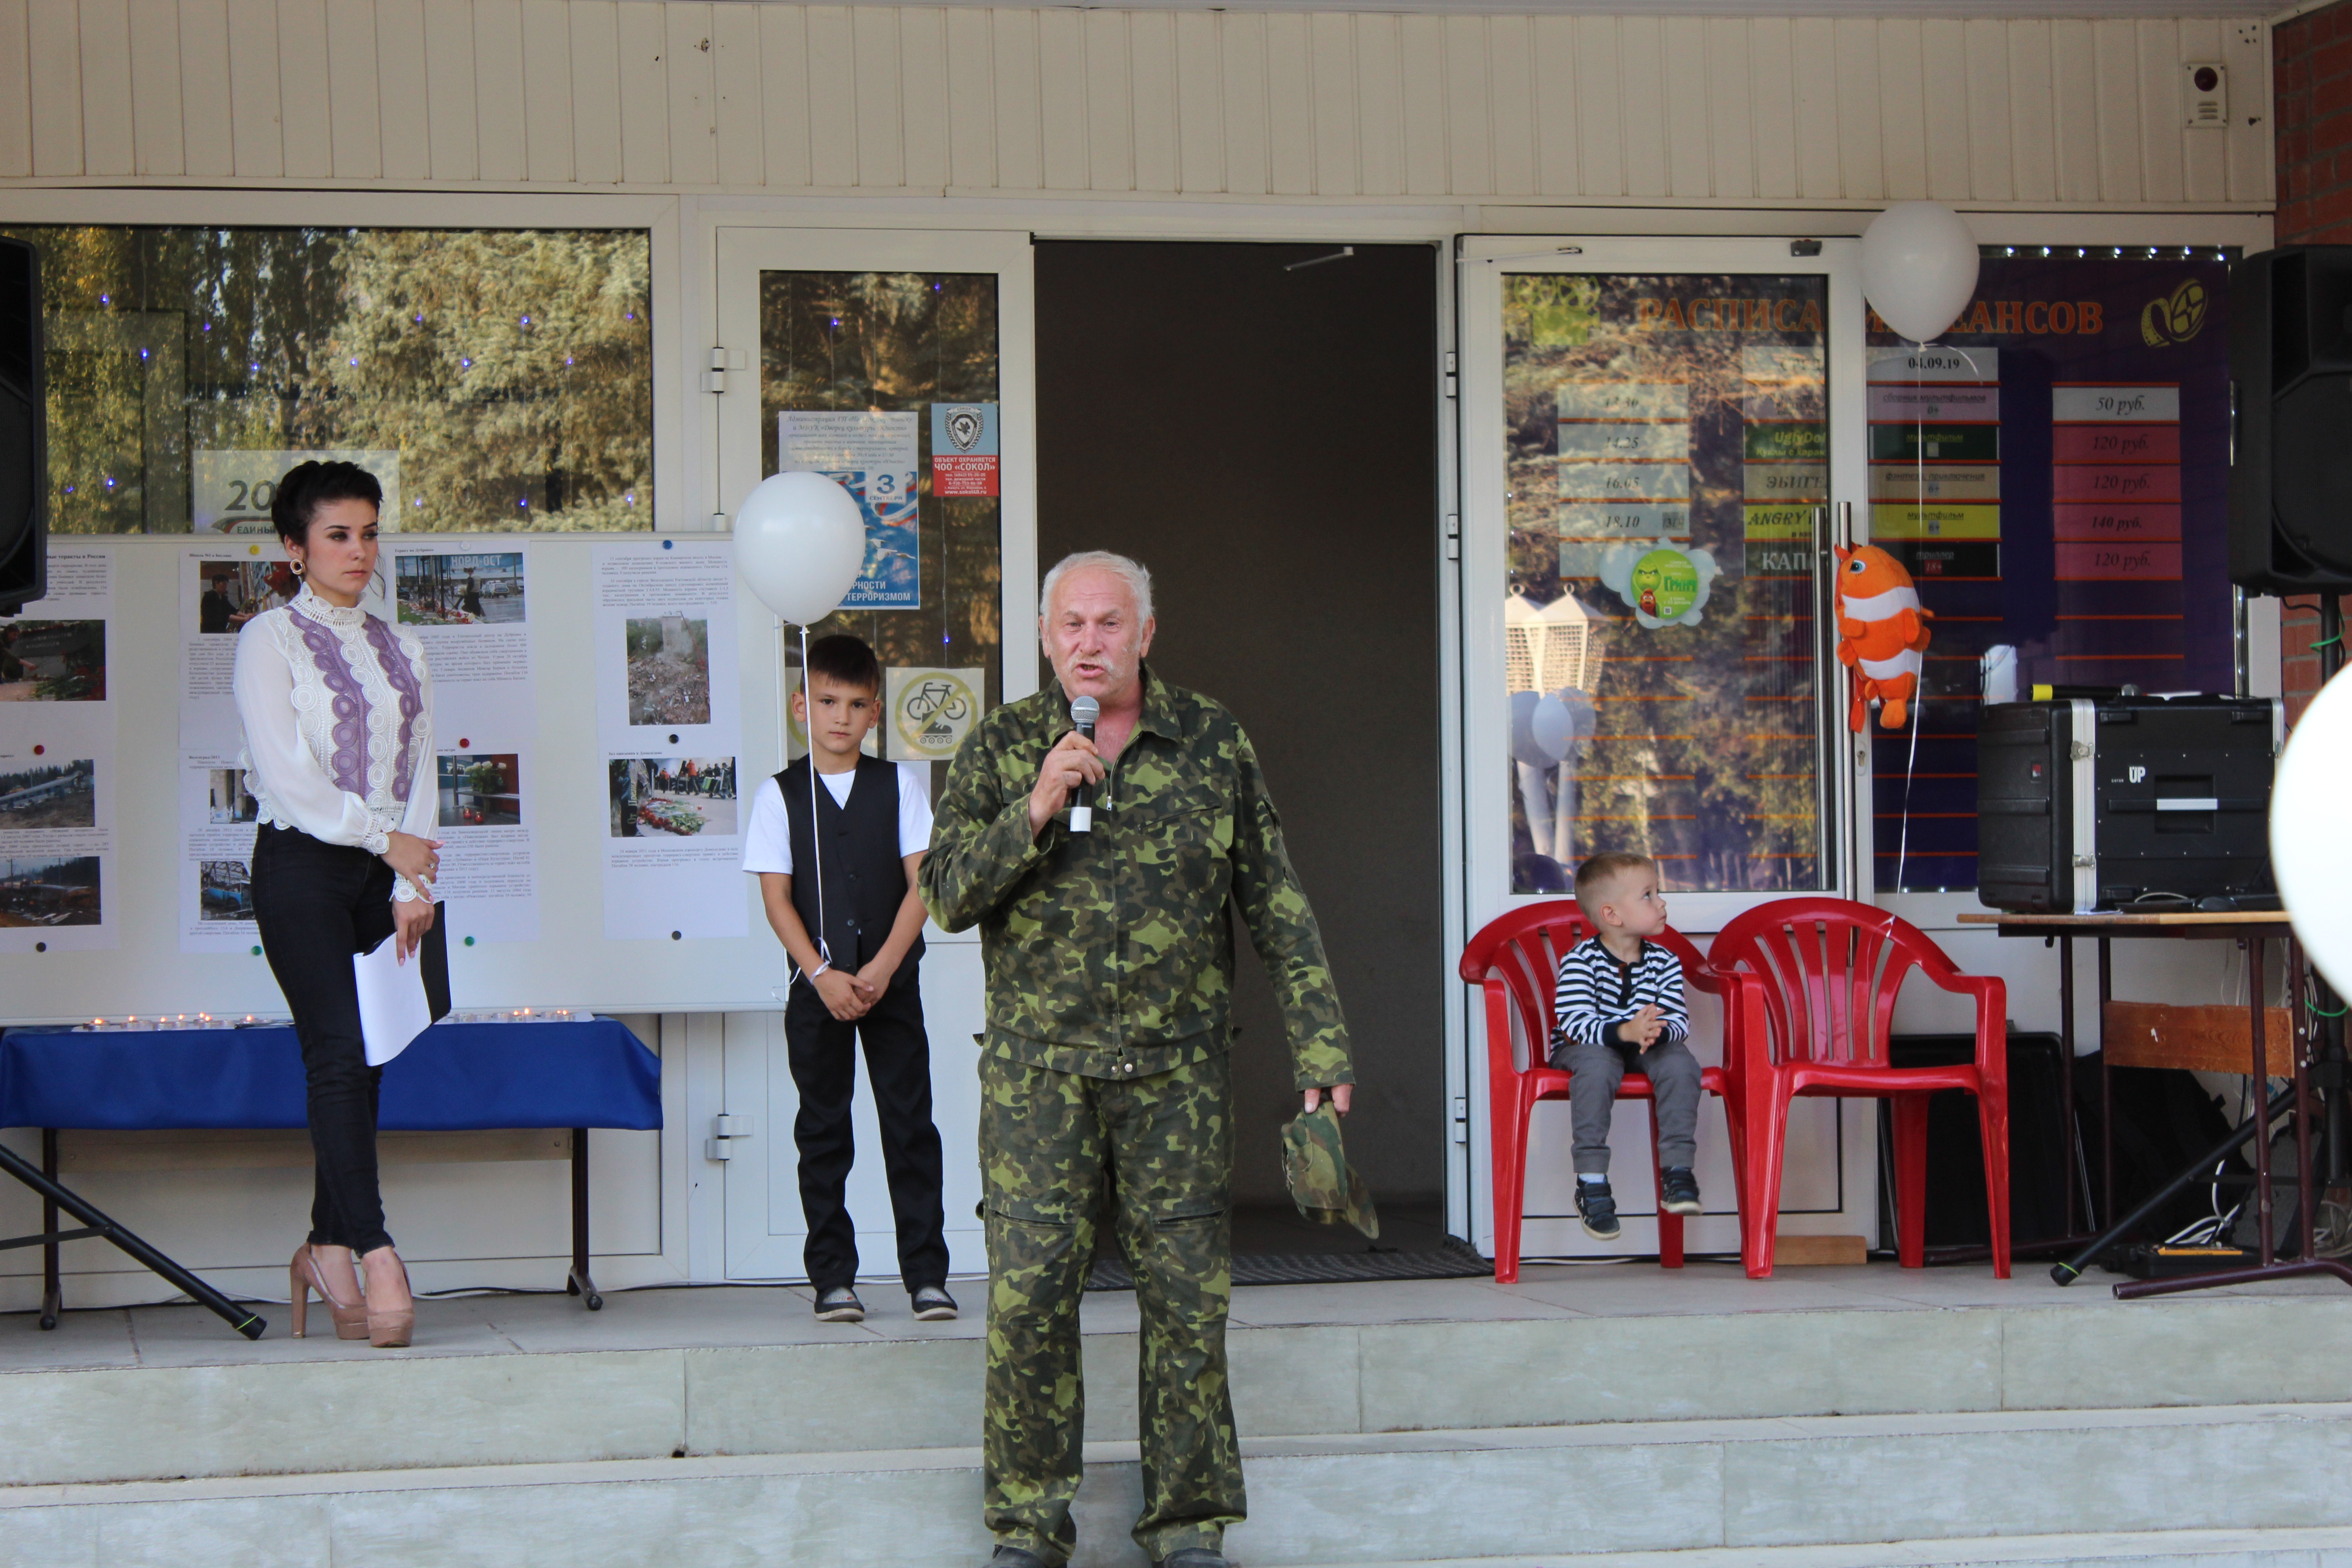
[1551,936,1690,1055]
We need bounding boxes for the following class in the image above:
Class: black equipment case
[1976,696,2281,914]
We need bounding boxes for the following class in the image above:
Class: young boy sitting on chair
[742,633,955,1325]
[1550,852,1703,1241]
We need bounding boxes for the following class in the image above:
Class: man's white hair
[1039,550,1154,625]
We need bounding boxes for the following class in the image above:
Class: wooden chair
[1459,902,1747,1283]
[1709,898,2010,1280]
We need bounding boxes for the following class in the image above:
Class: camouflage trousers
[980,1050,1240,1565]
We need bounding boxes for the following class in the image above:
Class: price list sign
[1741,345,1828,577]
[1868,347,2002,581]
[1867,255,2232,892]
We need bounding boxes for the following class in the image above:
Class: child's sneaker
[1661,1167,1702,1215]
[1574,1180,1621,1240]
[813,1286,865,1323]
[911,1284,959,1322]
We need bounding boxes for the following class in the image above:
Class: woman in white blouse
[232,461,438,1348]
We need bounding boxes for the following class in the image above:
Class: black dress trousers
[249,823,399,1255]
[784,964,951,1292]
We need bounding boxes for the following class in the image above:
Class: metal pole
[2293,936,2318,1264]
[2320,595,2346,1185]
[2097,937,2114,1227]
[2059,938,2077,1236]
[2052,1084,2297,1285]
[40,1127,59,1329]
[0,1141,263,1338]
[2253,935,2275,1268]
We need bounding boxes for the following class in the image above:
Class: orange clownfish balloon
[1834,544,1934,730]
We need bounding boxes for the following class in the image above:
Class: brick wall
[2274,2,2352,720]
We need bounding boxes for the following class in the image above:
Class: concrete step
[1299,1533,2352,1568]
[6,1286,2352,1490]
[10,1402,2352,1567]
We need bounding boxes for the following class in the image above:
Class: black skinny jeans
[784,968,950,1292]
[250,823,399,1254]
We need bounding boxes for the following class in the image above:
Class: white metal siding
[0,2,2276,205]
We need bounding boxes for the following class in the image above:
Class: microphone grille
[1070,695,1100,725]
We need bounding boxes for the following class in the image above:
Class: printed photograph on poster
[398,552,525,627]
[178,755,260,951]
[591,540,740,748]
[206,767,260,823]
[198,860,254,921]
[424,744,539,944]
[0,760,96,830]
[193,450,401,534]
[387,544,531,688]
[593,540,747,941]
[625,617,710,725]
[777,410,921,609]
[439,753,522,827]
[885,667,985,762]
[0,550,118,953]
[0,620,105,701]
[0,853,101,928]
[609,757,738,838]
[192,558,298,634]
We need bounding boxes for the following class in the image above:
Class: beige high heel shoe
[359,1245,414,1348]
[289,1244,369,1340]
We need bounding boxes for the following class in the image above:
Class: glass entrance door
[1465,241,1867,922]
[712,227,1034,1281]
[1458,236,1874,1261]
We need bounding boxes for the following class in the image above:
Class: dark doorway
[1035,240,1447,1249]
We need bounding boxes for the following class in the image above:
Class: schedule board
[1867,254,2234,892]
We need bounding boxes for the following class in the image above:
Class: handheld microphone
[1069,695,1099,833]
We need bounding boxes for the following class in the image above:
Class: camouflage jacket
[921,670,1353,1090]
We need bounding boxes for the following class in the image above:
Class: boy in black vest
[742,633,953,1323]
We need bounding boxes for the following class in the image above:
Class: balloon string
[804,623,832,979]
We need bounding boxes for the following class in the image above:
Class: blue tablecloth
[0,1019,661,1132]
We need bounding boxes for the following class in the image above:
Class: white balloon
[1861,202,1981,343]
[2276,676,2352,994]
[1509,689,1552,769]
[733,471,867,625]
[1531,687,1595,761]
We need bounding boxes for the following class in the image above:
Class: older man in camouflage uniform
[922,550,1354,1568]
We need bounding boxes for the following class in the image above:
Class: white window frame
[1457,233,1872,938]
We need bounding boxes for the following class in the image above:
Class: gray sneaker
[813,1286,864,1323]
[911,1284,959,1322]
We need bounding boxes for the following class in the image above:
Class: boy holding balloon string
[742,632,956,1326]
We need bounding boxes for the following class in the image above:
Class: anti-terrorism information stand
[0,1017,662,1334]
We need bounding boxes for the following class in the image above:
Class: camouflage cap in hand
[1281,1102,1379,1240]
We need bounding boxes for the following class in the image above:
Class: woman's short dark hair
[270,461,383,549]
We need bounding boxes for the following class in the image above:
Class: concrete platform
[5,1262,2351,1565]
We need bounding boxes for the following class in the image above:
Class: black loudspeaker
[0,236,44,613]
[1882,1033,2073,1249]
[2230,245,2352,594]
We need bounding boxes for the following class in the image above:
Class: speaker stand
[2321,594,2346,1186]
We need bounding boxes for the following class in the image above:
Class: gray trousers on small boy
[1549,1036,1702,1176]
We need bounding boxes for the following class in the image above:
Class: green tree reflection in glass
[2,225,653,534]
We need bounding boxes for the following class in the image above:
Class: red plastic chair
[1709,898,2010,1280]
[1459,902,1747,1283]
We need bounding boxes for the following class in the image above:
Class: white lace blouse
[231,584,436,902]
